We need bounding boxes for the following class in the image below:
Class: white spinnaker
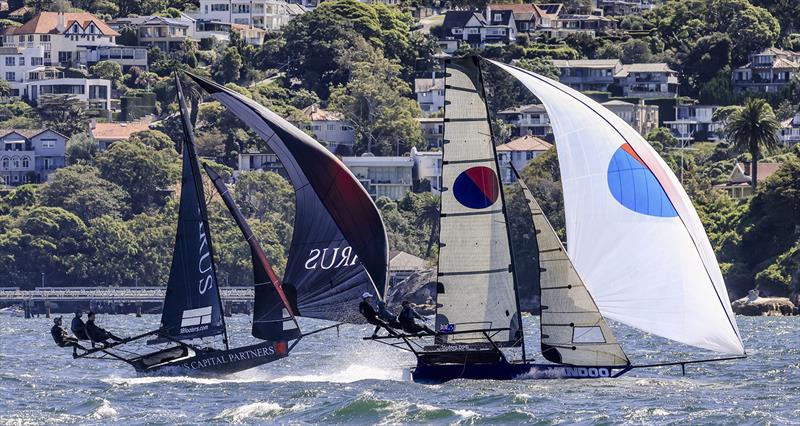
[490,60,743,355]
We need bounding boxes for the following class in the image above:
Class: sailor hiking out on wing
[51,317,85,357]
[398,300,435,335]
[377,300,402,329]
[71,310,89,341]
[86,311,125,347]
[359,292,399,337]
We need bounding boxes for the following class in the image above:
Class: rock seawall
[731,297,797,316]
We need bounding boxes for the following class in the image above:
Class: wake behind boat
[365,56,746,383]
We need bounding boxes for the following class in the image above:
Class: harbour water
[1,314,797,425]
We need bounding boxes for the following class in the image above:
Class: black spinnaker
[187,73,389,326]
[204,164,301,341]
[156,76,226,344]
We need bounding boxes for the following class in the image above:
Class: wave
[89,399,118,419]
[270,364,404,383]
[213,402,284,423]
[102,375,261,386]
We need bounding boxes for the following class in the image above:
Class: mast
[175,74,229,350]
[475,56,527,359]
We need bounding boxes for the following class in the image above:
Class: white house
[780,111,800,145]
[341,154,414,200]
[664,104,723,144]
[497,104,552,137]
[601,99,659,136]
[2,12,148,71]
[418,117,444,149]
[196,0,301,31]
[411,146,442,194]
[414,76,445,116]
[296,105,355,154]
[495,135,553,183]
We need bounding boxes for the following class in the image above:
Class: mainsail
[514,168,629,366]
[490,59,744,355]
[434,56,522,346]
[187,73,388,325]
[157,76,226,343]
[204,164,301,341]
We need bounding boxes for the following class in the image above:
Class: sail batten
[187,73,388,326]
[434,56,522,346]
[490,60,744,355]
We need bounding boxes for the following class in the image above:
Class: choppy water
[0,314,797,425]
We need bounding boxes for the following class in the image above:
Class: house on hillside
[601,99,659,135]
[714,162,782,199]
[389,250,427,285]
[543,13,618,39]
[552,59,622,91]
[439,8,516,53]
[0,128,66,186]
[195,0,300,31]
[110,15,196,53]
[489,4,541,33]
[238,149,284,177]
[89,117,152,150]
[3,12,148,71]
[732,48,800,93]
[411,146,442,194]
[595,0,657,16]
[342,154,414,200]
[414,76,445,115]
[418,117,443,149]
[294,105,355,154]
[552,59,677,97]
[664,104,723,144]
[495,135,553,183]
[780,111,800,146]
[498,104,552,137]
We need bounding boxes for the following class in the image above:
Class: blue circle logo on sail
[453,166,500,209]
[607,144,677,217]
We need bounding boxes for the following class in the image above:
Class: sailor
[50,317,84,356]
[398,301,435,335]
[71,310,89,341]
[86,311,124,347]
[359,292,398,337]
[377,300,402,329]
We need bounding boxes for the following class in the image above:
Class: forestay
[204,164,301,342]
[490,60,744,355]
[515,170,628,366]
[434,56,522,346]
[187,73,388,325]
[157,77,225,343]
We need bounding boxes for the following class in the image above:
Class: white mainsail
[490,60,744,355]
[435,56,522,345]
[516,174,629,366]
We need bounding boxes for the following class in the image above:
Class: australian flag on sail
[157,81,225,342]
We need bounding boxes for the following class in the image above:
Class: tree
[620,39,652,64]
[516,57,560,80]
[65,133,98,165]
[411,192,440,258]
[72,216,139,286]
[329,55,423,155]
[90,60,123,87]
[127,129,176,152]
[95,140,179,213]
[36,95,88,137]
[40,165,130,222]
[212,47,243,83]
[724,98,781,191]
[233,171,295,223]
[0,79,11,97]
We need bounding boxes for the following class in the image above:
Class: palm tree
[414,193,440,258]
[724,98,781,191]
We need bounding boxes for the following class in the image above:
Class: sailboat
[367,56,745,383]
[74,76,295,374]
[184,73,390,337]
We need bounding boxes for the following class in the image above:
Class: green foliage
[90,60,123,86]
[233,171,295,224]
[127,129,176,152]
[39,165,130,223]
[65,133,98,165]
[36,95,88,137]
[620,39,652,64]
[516,57,560,80]
[723,98,782,190]
[213,47,244,83]
[95,140,179,213]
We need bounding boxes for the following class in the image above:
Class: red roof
[7,12,119,36]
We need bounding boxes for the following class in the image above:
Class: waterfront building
[714,162,782,199]
[0,128,66,186]
[389,250,428,286]
[663,104,723,144]
[341,154,414,200]
[732,48,800,94]
[552,59,678,98]
[495,135,553,183]
[195,0,301,31]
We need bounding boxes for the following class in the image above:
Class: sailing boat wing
[204,164,301,341]
[489,59,744,355]
[435,56,523,346]
[515,169,629,366]
[186,73,388,324]
[157,77,226,342]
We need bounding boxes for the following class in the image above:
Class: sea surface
[0,314,797,425]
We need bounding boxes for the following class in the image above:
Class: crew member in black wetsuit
[51,317,84,356]
[71,310,89,341]
[86,311,124,347]
[377,300,402,329]
[359,292,398,337]
[398,301,435,335]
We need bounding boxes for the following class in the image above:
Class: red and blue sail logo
[607,143,677,217]
[453,166,500,209]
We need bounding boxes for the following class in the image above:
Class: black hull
[412,358,631,384]
[130,340,289,376]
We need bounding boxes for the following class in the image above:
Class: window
[5,72,14,81]
[5,57,14,66]
[327,124,336,131]
[12,157,19,168]
[40,35,50,42]
[19,57,24,66]
[211,4,229,11]
[1,158,7,169]
[494,13,502,21]
[12,174,18,182]
[43,158,51,170]
[41,139,56,149]
[21,157,29,168]
[58,52,72,63]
